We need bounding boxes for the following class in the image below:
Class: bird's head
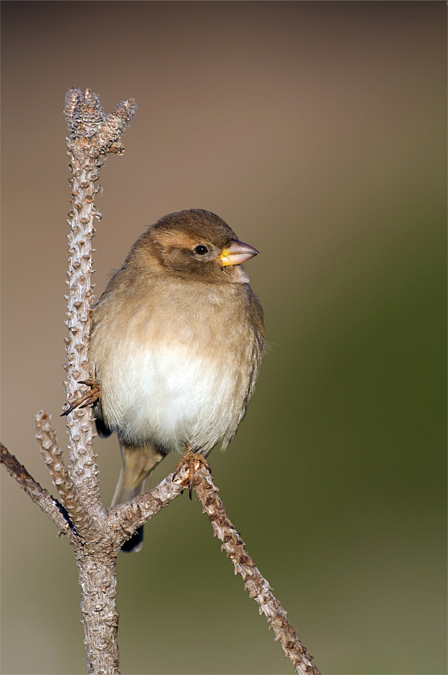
[139,209,259,284]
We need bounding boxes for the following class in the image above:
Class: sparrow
[88,209,264,551]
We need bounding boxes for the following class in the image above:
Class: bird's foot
[61,380,100,417]
[174,451,210,499]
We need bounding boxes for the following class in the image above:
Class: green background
[1,2,446,674]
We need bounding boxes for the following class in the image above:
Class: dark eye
[193,245,208,256]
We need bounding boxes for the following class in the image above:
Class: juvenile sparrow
[89,209,264,551]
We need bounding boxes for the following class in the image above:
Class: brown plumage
[89,209,264,551]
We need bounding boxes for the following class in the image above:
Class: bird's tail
[111,442,164,553]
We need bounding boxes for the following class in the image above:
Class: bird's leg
[175,448,210,499]
[61,379,101,417]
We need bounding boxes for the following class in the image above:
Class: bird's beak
[220,239,259,267]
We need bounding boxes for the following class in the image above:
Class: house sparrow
[89,209,264,551]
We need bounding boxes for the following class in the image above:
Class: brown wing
[239,289,265,422]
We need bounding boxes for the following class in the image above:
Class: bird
[88,209,264,551]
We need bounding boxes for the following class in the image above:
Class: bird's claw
[174,451,210,499]
[61,381,100,417]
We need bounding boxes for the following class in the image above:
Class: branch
[0,442,70,534]
[59,90,138,675]
[62,88,137,533]
[175,454,321,675]
[108,464,189,552]
[34,410,95,535]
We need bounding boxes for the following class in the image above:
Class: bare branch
[0,442,70,534]
[34,410,96,535]
[97,98,138,153]
[61,89,138,674]
[62,88,136,526]
[76,556,119,675]
[176,454,321,675]
[64,88,137,152]
[35,410,69,491]
[108,466,188,552]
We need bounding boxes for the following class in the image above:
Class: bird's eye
[193,245,208,256]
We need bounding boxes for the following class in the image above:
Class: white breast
[99,337,245,454]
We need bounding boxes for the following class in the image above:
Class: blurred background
[1,2,446,674]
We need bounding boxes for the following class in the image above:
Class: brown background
[1,2,446,674]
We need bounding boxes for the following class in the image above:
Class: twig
[0,442,70,534]
[108,469,187,553]
[34,410,93,534]
[175,453,321,675]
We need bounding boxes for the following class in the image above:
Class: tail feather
[121,527,144,553]
[112,470,153,553]
[112,442,164,553]
[111,470,152,508]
